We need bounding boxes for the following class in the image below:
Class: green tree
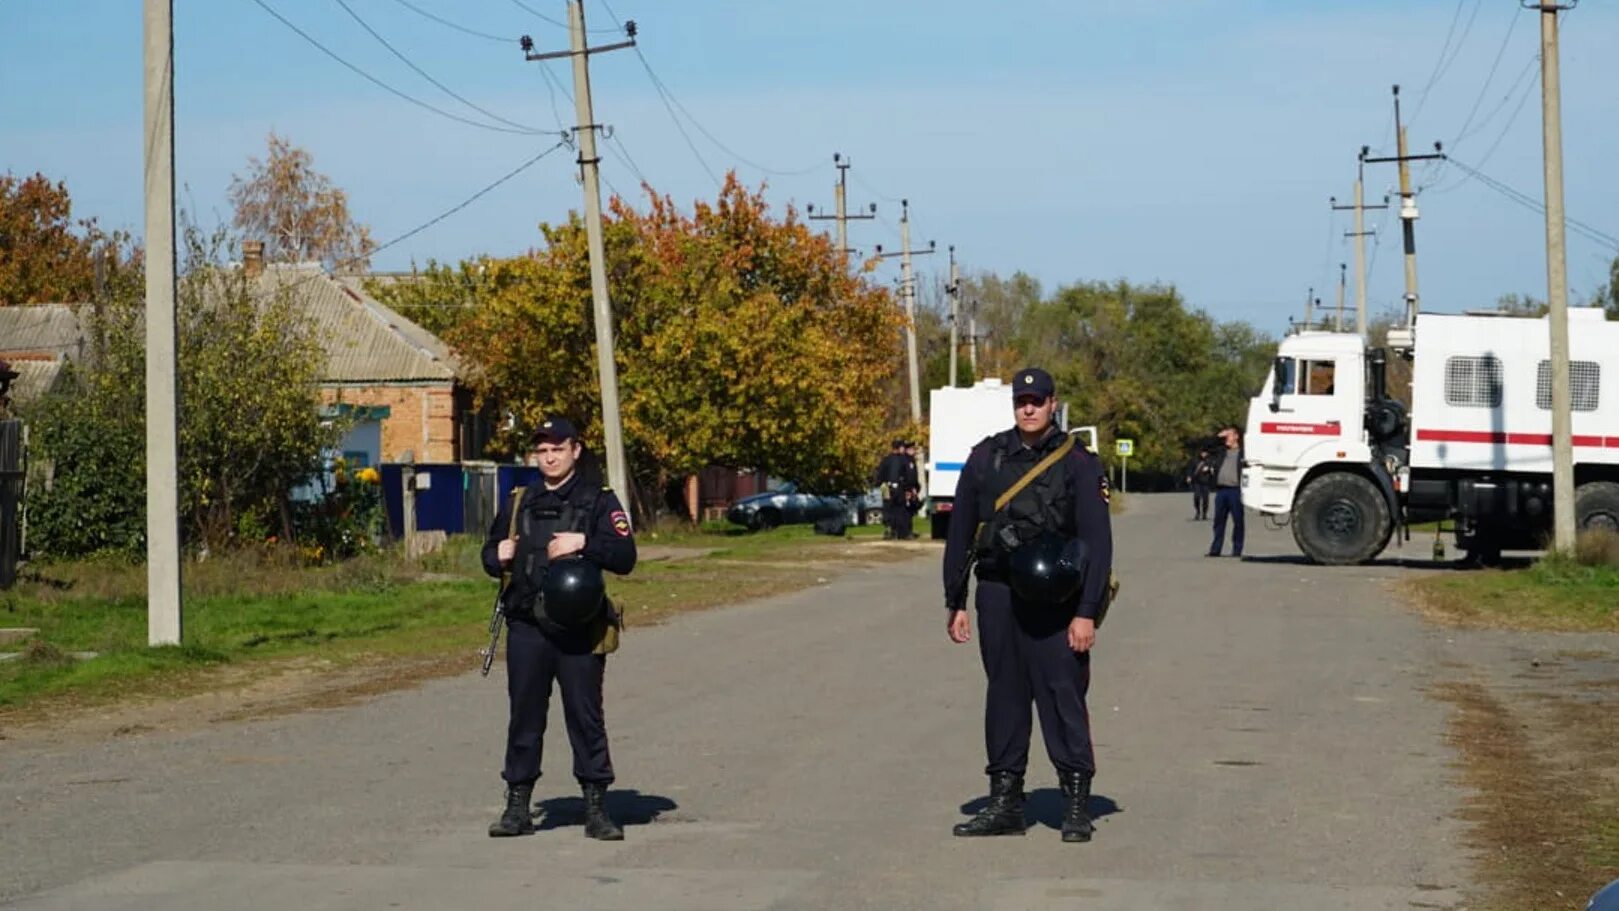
[26,227,334,557]
[1592,255,1619,320]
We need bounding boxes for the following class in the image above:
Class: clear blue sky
[4,0,1617,332]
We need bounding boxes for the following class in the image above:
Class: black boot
[1060,771,1094,843]
[488,781,535,837]
[952,772,1027,837]
[581,783,623,841]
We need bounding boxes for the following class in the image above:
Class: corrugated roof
[255,265,458,384]
[4,358,66,407]
[0,305,81,358]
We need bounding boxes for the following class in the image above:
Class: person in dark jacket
[901,441,922,537]
[481,418,637,840]
[941,367,1114,843]
[1207,425,1246,557]
[875,440,911,540]
[1186,447,1216,520]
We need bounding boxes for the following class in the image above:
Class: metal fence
[0,420,23,589]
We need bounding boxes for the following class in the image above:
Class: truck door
[1262,356,1352,465]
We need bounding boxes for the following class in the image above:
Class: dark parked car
[725,483,852,530]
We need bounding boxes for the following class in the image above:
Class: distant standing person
[1207,425,1245,557]
[1186,447,1215,521]
[901,440,922,538]
[875,440,910,540]
[482,418,637,840]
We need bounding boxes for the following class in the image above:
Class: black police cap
[1012,367,1056,400]
[529,417,578,445]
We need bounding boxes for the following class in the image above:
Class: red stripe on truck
[1259,421,1341,436]
[1416,429,1614,448]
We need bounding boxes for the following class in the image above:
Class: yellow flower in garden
[356,467,381,484]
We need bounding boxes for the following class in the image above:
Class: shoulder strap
[993,434,1076,512]
[500,486,527,588]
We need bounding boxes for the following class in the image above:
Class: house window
[1445,356,1503,408]
[1535,360,1600,412]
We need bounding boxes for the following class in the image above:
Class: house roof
[3,358,66,407]
[0,304,81,359]
[254,264,459,385]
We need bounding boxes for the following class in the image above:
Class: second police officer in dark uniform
[875,440,911,540]
[482,418,637,841]
[942,368,1114,843]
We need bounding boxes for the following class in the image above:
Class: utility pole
[144,0,181,647]
[1331,149,1389,338]
[807,154,876,261]
[1303,286,1315,331]
[947,246,961,387]
[1335,263,1348,331]
[967,299,979,380]
[1364,86,1444,328]
[1528,0,1578,551]
[875,200,936,423]
[521,5,637,512]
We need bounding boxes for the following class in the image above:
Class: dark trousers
[1210,486,1245,556]
[503,620,613,786]
[883,497,910,539]
[975,578,1095,779]
[1191,483,1210,519]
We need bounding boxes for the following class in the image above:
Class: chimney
[242,240,264,279]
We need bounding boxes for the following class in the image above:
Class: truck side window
[1302,360,1336,395]
[1275,358,1298,395]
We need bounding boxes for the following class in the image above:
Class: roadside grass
[0,522,914,721]
[1403,533,1619,632]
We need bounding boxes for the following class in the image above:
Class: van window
[1535,360,1600,412]
[1445,356,1504,408]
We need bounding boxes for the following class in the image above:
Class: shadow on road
[534,789,678,830]
[957,790,1122,831]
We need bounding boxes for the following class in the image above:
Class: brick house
[246,249,490,464]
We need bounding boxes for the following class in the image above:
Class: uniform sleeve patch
[610,510,632,536]
[1098,474,1111,505]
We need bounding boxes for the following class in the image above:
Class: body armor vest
[510,488,596,630]
[973,431,1075,571]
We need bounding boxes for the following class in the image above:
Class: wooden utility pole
[1364,86,1443,328]
[522,5,637,512]
[1332,149,1389,339]
[947,246,961,387]
[1530,0,1578,551]
[144,0,182,646]
[875,200,935,423]
[808,154,876,260]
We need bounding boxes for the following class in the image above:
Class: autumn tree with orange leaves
[372,176,905,515]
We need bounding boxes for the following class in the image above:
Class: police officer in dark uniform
[901,440,922,536]
[942,368,1114,843]
[875,440,911,540]
[482,418,637,840]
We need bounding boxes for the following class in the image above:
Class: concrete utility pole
[1332,150,1389,339]
[522,5,637,512]
[1529,0,1578,551]
[967,299,979,380]
[947,246,961,387]
[807,154,876,261]
[144,0,181,647]
[875,201,936,423]
[1335,263,1348,332]
[1364,86,1444,328]
[1303,286,1315,331]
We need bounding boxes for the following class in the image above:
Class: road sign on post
[1115,439,1135,493]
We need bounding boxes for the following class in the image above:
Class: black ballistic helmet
[1008,533,1087,605]
[540,557,605,628]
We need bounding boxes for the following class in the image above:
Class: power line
[535,60,570,132]
[605,130,652,189]
[1448,9,1521,148]
[251,0,540,136]
[596,0,820,178]
[1411,0,1484,125]
[1456,54,1539,144]
[386,0,513,44]
[1425,63,1539,194]
[1444,156,1619,251]
[851,169,904,205]
[508,0,616,34]
[332,0,546,134]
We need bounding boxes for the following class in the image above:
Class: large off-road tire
[1575,481,1619,533]
[1291,472,1394,565]
[751,507,782,531]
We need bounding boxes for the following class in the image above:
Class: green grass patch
[1405,550,1619,632]
[0,523,912,720]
